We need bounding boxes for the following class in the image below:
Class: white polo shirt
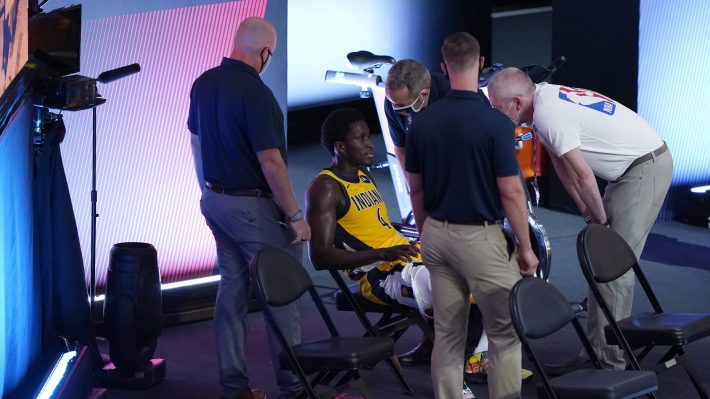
[532,83,663,181]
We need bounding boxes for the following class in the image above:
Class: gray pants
[201,190,303,398]
[583,149,673,369]
[422,218,522,399]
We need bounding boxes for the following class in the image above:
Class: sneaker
[462,381,475,399]
[464,351,488,384]
[464,351,534,384]
[521,368,534,384]
[397,340,433,366]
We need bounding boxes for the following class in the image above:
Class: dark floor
[103,137,710,398]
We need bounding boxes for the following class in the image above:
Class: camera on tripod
[29,4,99,110]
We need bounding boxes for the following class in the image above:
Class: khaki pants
[584,149,673,369]
[422,218,522,399]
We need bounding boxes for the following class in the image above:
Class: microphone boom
[97,63,141,84]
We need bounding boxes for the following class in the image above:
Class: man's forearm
[410,190,428,234]
[260,156,300,217]
[501,187,533,251]
[555,150,606,223]
[557,170,589,216]
[190,133,206,191]
[571,172,606,223]
[393,146,408,186]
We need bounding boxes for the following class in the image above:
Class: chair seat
[604,312,710,346]
[541,369,658,399]
[334,283,413,314]
[280,336,394,372]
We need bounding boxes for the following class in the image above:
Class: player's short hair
[321,108,367,156]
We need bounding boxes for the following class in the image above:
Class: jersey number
[377,208,392,229]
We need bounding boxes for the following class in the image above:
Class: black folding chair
[322,222,434,358]
[510,277,659,399]
[577,224,710,398]
[250,247,412,398]
[328,270,434,344]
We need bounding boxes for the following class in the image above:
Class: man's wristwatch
[287,209,304,222]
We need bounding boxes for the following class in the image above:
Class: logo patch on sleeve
[558,86,616,115]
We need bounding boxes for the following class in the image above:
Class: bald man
[188,17,308,399]
[487,68,672,373]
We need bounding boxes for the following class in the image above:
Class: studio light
[36,351,76,399]
[688,184,710,228]
[101,242,165,389]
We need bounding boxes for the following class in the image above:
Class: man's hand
[378,244,420,263]
[290,219,311,244]
[516,247,539,276]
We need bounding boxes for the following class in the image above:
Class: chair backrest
[577,224,637,284]
[251,246,312,307]
[510,277,576,339]
[510,277,604,399]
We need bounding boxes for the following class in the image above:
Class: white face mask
[504,100,521,127]
[259,48,272,76]
[392,91,425,117]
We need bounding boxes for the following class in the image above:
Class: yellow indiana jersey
[318,168,418,255]
[319,168,422,305]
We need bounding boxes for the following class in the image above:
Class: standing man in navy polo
[384,59,451,179]
[188,17,309,399]
[406,32,538,399]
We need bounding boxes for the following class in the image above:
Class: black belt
[621,142,668,177]
[205,182,273,198]
[434,217,502,226]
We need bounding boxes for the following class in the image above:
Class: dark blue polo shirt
[384,72,490,148]
[385,73,450,148]
[405,90,519,224]
[187,57,285,192]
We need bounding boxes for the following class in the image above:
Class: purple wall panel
[60,0,267,291]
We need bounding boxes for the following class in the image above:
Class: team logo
[558,86,616,115]
[359,175,371,184]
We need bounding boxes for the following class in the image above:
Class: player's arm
[553,147,607,224]
[305,176,418,270]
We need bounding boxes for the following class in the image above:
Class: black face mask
[259,48,272,75]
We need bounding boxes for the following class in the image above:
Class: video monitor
[28,4,81,78]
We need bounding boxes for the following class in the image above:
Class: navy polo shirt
[187,57,285,192]
[405,89,519,224]
[384,72,490,148]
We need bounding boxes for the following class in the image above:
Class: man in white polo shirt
[486,67,673,373]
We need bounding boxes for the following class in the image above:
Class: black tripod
[86,64,141,313]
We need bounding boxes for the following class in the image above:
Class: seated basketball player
[305,108,530,394]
